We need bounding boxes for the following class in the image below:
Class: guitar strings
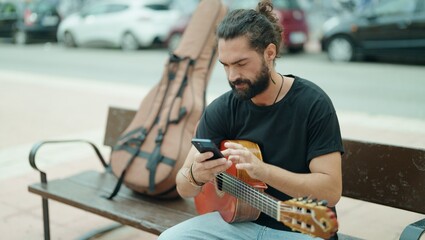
[215,173,276,206]
[215,173,279,219]
[215,173,310,220]
[214,173,330,235]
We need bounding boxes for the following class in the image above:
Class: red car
[166,0,309,53]
[272,0,309,53]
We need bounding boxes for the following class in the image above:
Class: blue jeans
[158,212,321,240]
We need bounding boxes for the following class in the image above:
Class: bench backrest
[104,107,425,214]
[104,107,136,147]
[342,140,425,214]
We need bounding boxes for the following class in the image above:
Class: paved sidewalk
[1,70,424,239]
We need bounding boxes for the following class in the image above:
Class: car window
[106,4,129,14]
[373,0,416,16]
[81,4,109,16]
[144,4,170,11]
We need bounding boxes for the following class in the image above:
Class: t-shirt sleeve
[306,102,344,162]
[195,97,230,146]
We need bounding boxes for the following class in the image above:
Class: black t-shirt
[195,75,344,232]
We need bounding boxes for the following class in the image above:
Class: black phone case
[191,138,224,160]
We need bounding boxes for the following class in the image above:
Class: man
[159,0,343,239]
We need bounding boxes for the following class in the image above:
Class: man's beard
[229,62,270,101]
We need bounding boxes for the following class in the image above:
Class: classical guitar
[194,140,338,239]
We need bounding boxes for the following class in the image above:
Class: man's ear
[263,43,277,64]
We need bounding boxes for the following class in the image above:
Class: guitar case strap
[107,56,190,199]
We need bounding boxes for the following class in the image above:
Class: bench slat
[28,170,197,234]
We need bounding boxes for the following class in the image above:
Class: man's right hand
[191,150,231,184]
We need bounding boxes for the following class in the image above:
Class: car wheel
[121,32,139,51]
[63,32,77,48]
[327,36,354,62]
[14,30,28,45]
[168,33,182,52]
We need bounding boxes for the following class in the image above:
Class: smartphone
[191,138,224,161]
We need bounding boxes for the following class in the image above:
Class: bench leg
[42,197,50,240]
[400,218,425,240]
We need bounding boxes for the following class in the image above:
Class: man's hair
[217,0,283,57]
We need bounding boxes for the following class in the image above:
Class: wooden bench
[339,140,425,240]
[28,107,425,240]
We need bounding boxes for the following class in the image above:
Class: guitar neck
[217,172,280,220]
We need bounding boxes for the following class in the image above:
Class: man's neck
[251,71,283,106]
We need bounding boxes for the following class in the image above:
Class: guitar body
[193,140,338,239]
[194,140,267,223]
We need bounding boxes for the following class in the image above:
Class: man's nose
[228,67,240,82]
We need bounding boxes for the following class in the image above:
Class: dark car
[0,0,61,44]
[321,0,425,62]
[166,0,309,53]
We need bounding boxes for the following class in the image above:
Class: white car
[57,0,180,50]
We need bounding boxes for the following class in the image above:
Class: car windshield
[106,4,129,14]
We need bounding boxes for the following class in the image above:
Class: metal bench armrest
[29,140,108,183]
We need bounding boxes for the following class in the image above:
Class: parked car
[0,0,61,44]
[269,0,309,53]
[321,0,425,62]
[57,0,180,51]
[166,0,309,53]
